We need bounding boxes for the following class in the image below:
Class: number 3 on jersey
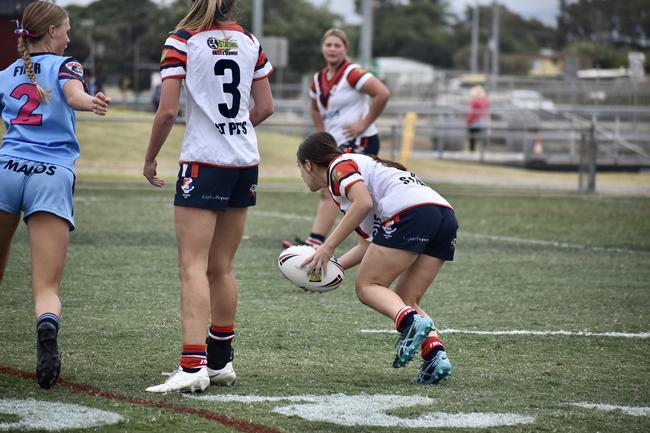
[214,59,240,119]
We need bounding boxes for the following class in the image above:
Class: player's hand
[143,159,164,188]
[300,243,335,276]
[91,92,111,116]
[343,120,366,142]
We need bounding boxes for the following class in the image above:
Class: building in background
[529,49,563,78]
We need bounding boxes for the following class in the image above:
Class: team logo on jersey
[207,36,238,55]
[64,61,84,78]
[181,177,194,196]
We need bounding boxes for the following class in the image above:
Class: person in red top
[465,85,489,152]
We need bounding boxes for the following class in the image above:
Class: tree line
[60,0,649,90]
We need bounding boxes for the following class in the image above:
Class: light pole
[359,0,373,68]
[79,18,95,73]
[470,2,479,73]
[252,0,263,39]
[490,1,500,89]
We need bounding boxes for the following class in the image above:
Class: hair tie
[14,20,30,38]
[342,146,353,153]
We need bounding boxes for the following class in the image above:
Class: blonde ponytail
[175,0,236,32]
[16,1,69,103]
[17,35,49,102]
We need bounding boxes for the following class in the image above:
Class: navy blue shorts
[174,163,258,211]
[372,205,458,261]
[338,134,380,155]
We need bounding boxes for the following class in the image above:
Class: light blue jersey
[0,53,85,172]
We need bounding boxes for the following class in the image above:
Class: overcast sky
[55,0,559,27]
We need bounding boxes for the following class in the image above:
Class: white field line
[570,402,650,417]
[252,210,313,222]
[358,328,650,339]
[462,232,646,255]
[251,210,647,255]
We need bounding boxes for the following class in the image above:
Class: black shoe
[36,322,61,389]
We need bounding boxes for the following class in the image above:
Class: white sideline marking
[358,328,650,339]
[251,210,647,255]
[462,232,647,255]
[252,210,313,222]
[0,399,123,431]
[571,402,650,417]
[188,394,535,428]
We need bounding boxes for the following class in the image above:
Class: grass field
[1,117,650,432]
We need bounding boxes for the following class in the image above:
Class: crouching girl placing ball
[297,132,457,384]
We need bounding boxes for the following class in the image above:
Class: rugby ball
[278,245,344,293]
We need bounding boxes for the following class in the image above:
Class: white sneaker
[145,367,209,393]
[207,362,236,386]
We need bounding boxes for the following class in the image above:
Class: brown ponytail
[16,1,69,103]
[368,154,407,171]
[298,131,406,171]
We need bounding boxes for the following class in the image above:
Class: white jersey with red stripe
[160,24,273,167]
[327,154,452,232]
[310,61,378,146]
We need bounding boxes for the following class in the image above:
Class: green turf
[1,185,649,433]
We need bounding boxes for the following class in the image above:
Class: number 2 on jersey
[10,83,43,126]
[214,59,241,119]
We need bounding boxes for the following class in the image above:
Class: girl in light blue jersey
[0,0,111,390]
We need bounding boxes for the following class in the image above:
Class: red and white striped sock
[394,306,417,332]
[180,344,207,373]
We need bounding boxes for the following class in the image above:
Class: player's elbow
[156,108,178,124]
[258,100,274,119]
[356,196,374,216]
[379,86,391,101]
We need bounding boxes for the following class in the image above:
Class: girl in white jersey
[298,132,456,385]
[143,0,274,393]
[283,28,390,250]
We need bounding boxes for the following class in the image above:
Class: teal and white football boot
[392,314,433,368]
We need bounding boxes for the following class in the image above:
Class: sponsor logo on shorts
[404,236,430,243]
[249,184,257,198]
[3,159,57,176]
[450,238,456,251]
[181,177,194,197]
[201,194,229,201]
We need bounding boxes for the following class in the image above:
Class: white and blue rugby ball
[278,245,344,293]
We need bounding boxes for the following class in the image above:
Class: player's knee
[355,282,373,306]
[206,263,233,285]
